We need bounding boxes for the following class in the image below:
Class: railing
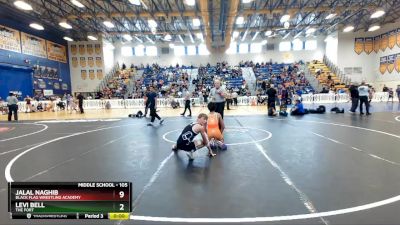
[323,55,351,85]
[302,64,322,92]
[3,92,397,112]
[95,64,120,92]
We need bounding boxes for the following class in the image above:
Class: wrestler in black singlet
[176,123,199,151]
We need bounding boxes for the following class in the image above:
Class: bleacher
[253,63,314,93]
[307,61,348,91]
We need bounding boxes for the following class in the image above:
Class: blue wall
[0,16,71,99]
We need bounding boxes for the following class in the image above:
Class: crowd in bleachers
[193,62,250,98]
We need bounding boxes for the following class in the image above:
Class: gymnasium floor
[0,103,399,225]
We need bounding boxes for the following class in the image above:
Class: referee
[6,92,18,121]
[210,79,226,118]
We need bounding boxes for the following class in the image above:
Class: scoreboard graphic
[8,182,132,220]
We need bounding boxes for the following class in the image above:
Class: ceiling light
[325,13,336,20]
[148,19,157,28]
[196,33,204,42]
[128,0,141,5]
[233,31,240,38]
[63,36,74,42]
[103,21,115,28]
[192,18,201,27]
[71,0,85,8]
[343,25,354,32]
[184,0,195,6]
[236,16,244,25]
[59,22,72,29]
[151,27,157,34]
[164,34,172,41]
[265,30,272,36]
[261,40,267,45]
[29,23,44,30]
[14,1,32,10]
[87,35,98,41]
[368,25,380,32]
[280,14,290,23]
[123,34,133,41]
[252,31,259,41]
[242,0,253,3]
[306,28,316,34]
[283,21,290,29]
[370,10,385,19]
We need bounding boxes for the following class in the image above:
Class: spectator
[291,100,305,116]
[396,85,400,103]
[77,93,84,114]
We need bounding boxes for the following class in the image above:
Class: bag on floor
[309,105,326,114]
[330,107,344,114]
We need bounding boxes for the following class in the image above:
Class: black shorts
[177,141,196,152]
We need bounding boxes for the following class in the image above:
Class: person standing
[66,94,72,111]
[77,93,84,114]
[147,86,164,126]
[358,81,371,116]
[348,84,359,113]
[181,89,192,117]
[388,88,394,103]
[225,90,232,110]
[266,84,277,111]
[6,92,18,121]
[232,90,238,106]
[210,79,226,118]
[396,85,400,103]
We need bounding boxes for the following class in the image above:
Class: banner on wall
[46,41,67,63]
[373,36,380,53]
[81,70,87,80]
[387,54,395,73]
[0,25,21,53]
[79,44,85,55]
[396,53,400,73]
[379,56,387,74]
[71,44,77,55]
[72,57,78,68]
[80,57,86,67]
[87,44,93,55]
[95,57,102,67]
[95,44,101,55]
[354,38,364,55]
[89,69,95,80]
[88,57,94,67]
[397,28,400,47]
[21,32,47,58]
[388,30,396,49]
[364,37,373,54]
[97,69,103,80]
[380,33,388,51]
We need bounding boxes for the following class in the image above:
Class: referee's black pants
[215,101,225,118]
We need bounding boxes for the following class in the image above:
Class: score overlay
[8,182,132,220]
